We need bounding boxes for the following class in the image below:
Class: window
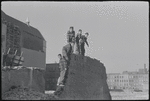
[22,30,43,52]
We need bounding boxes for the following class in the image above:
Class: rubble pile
[57,54,111,100]
[2,86,56,100]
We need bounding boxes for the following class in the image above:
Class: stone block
[2,67,45,94]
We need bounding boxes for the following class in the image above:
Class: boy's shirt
[75,33,81,44]
[67,31,75,43]
[79,35,87,45]
[67,31,75,37]
[62,43,72,61]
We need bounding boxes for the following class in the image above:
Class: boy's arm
[85,38,89,47]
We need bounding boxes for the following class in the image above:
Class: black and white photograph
[1,1,149,100]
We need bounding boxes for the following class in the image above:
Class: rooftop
[1,10,45,40]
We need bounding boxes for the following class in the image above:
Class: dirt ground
[3,88,149,100]
[110,91,149,100]
[2,87,56,100]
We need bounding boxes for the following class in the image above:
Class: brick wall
[2,67,45,94]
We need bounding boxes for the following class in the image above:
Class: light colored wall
[21,48,46,69]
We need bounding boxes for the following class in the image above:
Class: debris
[2,86,55,100]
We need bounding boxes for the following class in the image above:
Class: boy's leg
[79,44,82,54]
[62,62,68,85]
[59,69,66,85]
[76,43,80,54]
[73,42,77,54]
[54,69,66,95]
[54,85,64,95]
[57,77,60,86]
[71,42,75,53]
[82,48,85,56]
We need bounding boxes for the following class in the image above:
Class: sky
[1,1,149,73]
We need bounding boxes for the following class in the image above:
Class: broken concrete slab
[2,67,45,94]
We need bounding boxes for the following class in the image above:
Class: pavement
[110,91,149,100]
[45,90,55,95]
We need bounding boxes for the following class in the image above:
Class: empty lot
[110,91,149,100]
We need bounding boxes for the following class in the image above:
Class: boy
[74,29,82,54]
[57,54,67,86]
[67,26,75,53]
[67,26,75,43]
[79,32,89,56]
[54,54,67,96]
[54,43,72,95]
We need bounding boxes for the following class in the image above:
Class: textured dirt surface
[57,54,111,100]
[2,87,56,100]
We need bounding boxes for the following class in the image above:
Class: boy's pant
[74,42,80,54]
[79,44,85,56]
[57,68,67,85]
[71,42,75,53]
[81,48,85,56]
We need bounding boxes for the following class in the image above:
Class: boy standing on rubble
[74,29,82,54]
[67,26,75,53]
[54,43,72,95]
[57,54,67,86]
[79,32,89,56]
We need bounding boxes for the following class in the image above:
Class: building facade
[1,10,46,69]
[107,67,149,91]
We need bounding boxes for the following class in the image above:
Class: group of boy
[54,26,89,95]
[67,26,89,56]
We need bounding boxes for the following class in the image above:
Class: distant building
[107,66,149,91]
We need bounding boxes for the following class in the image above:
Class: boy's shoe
[59,84,65,86]
[54,85,64,96]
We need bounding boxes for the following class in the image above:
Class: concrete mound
[57,54,112,100]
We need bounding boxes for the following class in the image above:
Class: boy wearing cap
[74,29,82,54]
[79,32,89,56]
[67,26,75,53]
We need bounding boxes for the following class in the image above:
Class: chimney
[26,17,30,26]
[144,64,147,73]
[144,64,146,68]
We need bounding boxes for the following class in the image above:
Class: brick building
[1,10,46,69]
[107,66,149,91]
